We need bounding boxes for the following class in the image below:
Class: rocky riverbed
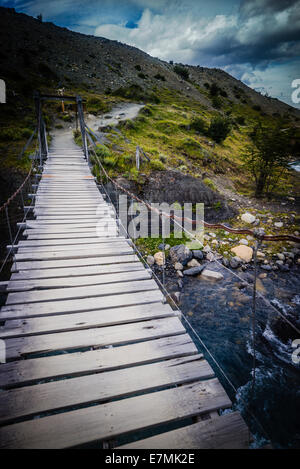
[142,225,300,448]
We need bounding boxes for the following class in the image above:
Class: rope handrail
[0,162,34,214]
[84,128,300,244]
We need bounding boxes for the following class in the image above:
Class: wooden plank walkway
[0,138,249,449]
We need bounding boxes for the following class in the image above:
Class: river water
[160,261,300,448]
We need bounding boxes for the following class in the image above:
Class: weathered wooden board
[0,302,174,338]
[0,355,213,425]
[10,259,141,280]
[13,246,133,262]
[15,241,129,254]
[0,335,197,389]
[12,253,138,272]
[0,289,164,320]
[6,278,159,305]
[16,238,127,254]
[24,222,117,230]
[119,412,249,449]
[4,316,185,360]
[16,237,125,248]
[24,231,118,239]
[6,269,151,292]
[0,379,231,449]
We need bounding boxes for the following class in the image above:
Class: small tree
[37,13,43,22]
[241,123,294,198]
[209,116,231,143]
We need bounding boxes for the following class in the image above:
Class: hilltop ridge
[0,6,299,119]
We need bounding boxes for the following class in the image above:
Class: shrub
[86,96,108,114]
[0,128,22,141]
[138,72,147,79]
[211,96,222,109]
[154,73,165,81]
[95,145,111,160]
[103,156,117,168]
[235,115,245,125]
[155,120,177,135]
[135,65,142,71]
[150,159,165,171]
[209,82,219,96]
[190,117,206,133]
[62,114,73,122]
[140,105,153,116]
[208,117,231,143]
[174,65,189,80]
[252,104,262,112]
[203,178,217,191]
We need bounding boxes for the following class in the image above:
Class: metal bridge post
[76,95,89,163]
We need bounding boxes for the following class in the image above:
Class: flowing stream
[161,261,300,448]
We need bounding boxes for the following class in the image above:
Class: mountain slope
[0,6,299,119]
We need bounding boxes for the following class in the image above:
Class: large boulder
[169,244,192,266]
[231,245,253,262]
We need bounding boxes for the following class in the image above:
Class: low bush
[203,178,217,190]
[208,117,231,143]
[150,159,165,171]
[174,65,189,80]
[190,117,206,133]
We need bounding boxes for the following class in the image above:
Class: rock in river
[230,256,242,269]
[183,265,206,276]
[169,244,192,266]
[201,269,224,280]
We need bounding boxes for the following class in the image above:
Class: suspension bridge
[0,93,254,449]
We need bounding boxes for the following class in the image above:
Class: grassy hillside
[0,6,299,208]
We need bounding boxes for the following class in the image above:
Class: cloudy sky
[2,0,300,108]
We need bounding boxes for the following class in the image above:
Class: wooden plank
[10,260,142,280]
[0,379,231,449]
[16,241,128,254]
[6,269,151,292]
[12,253,137,272]
[0,335,197,389]
[6,278,159,305]
[24,231,118,239]
[16,237,126,247]
[14,245,132,262]
[24,222,117,230]
[0,302,173,338]
[0,355,213,426]
[16,240,127,253]
[4,316,185,360]
[34,216,114,222]
[0,289,164,320]
[119,412,249,449]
